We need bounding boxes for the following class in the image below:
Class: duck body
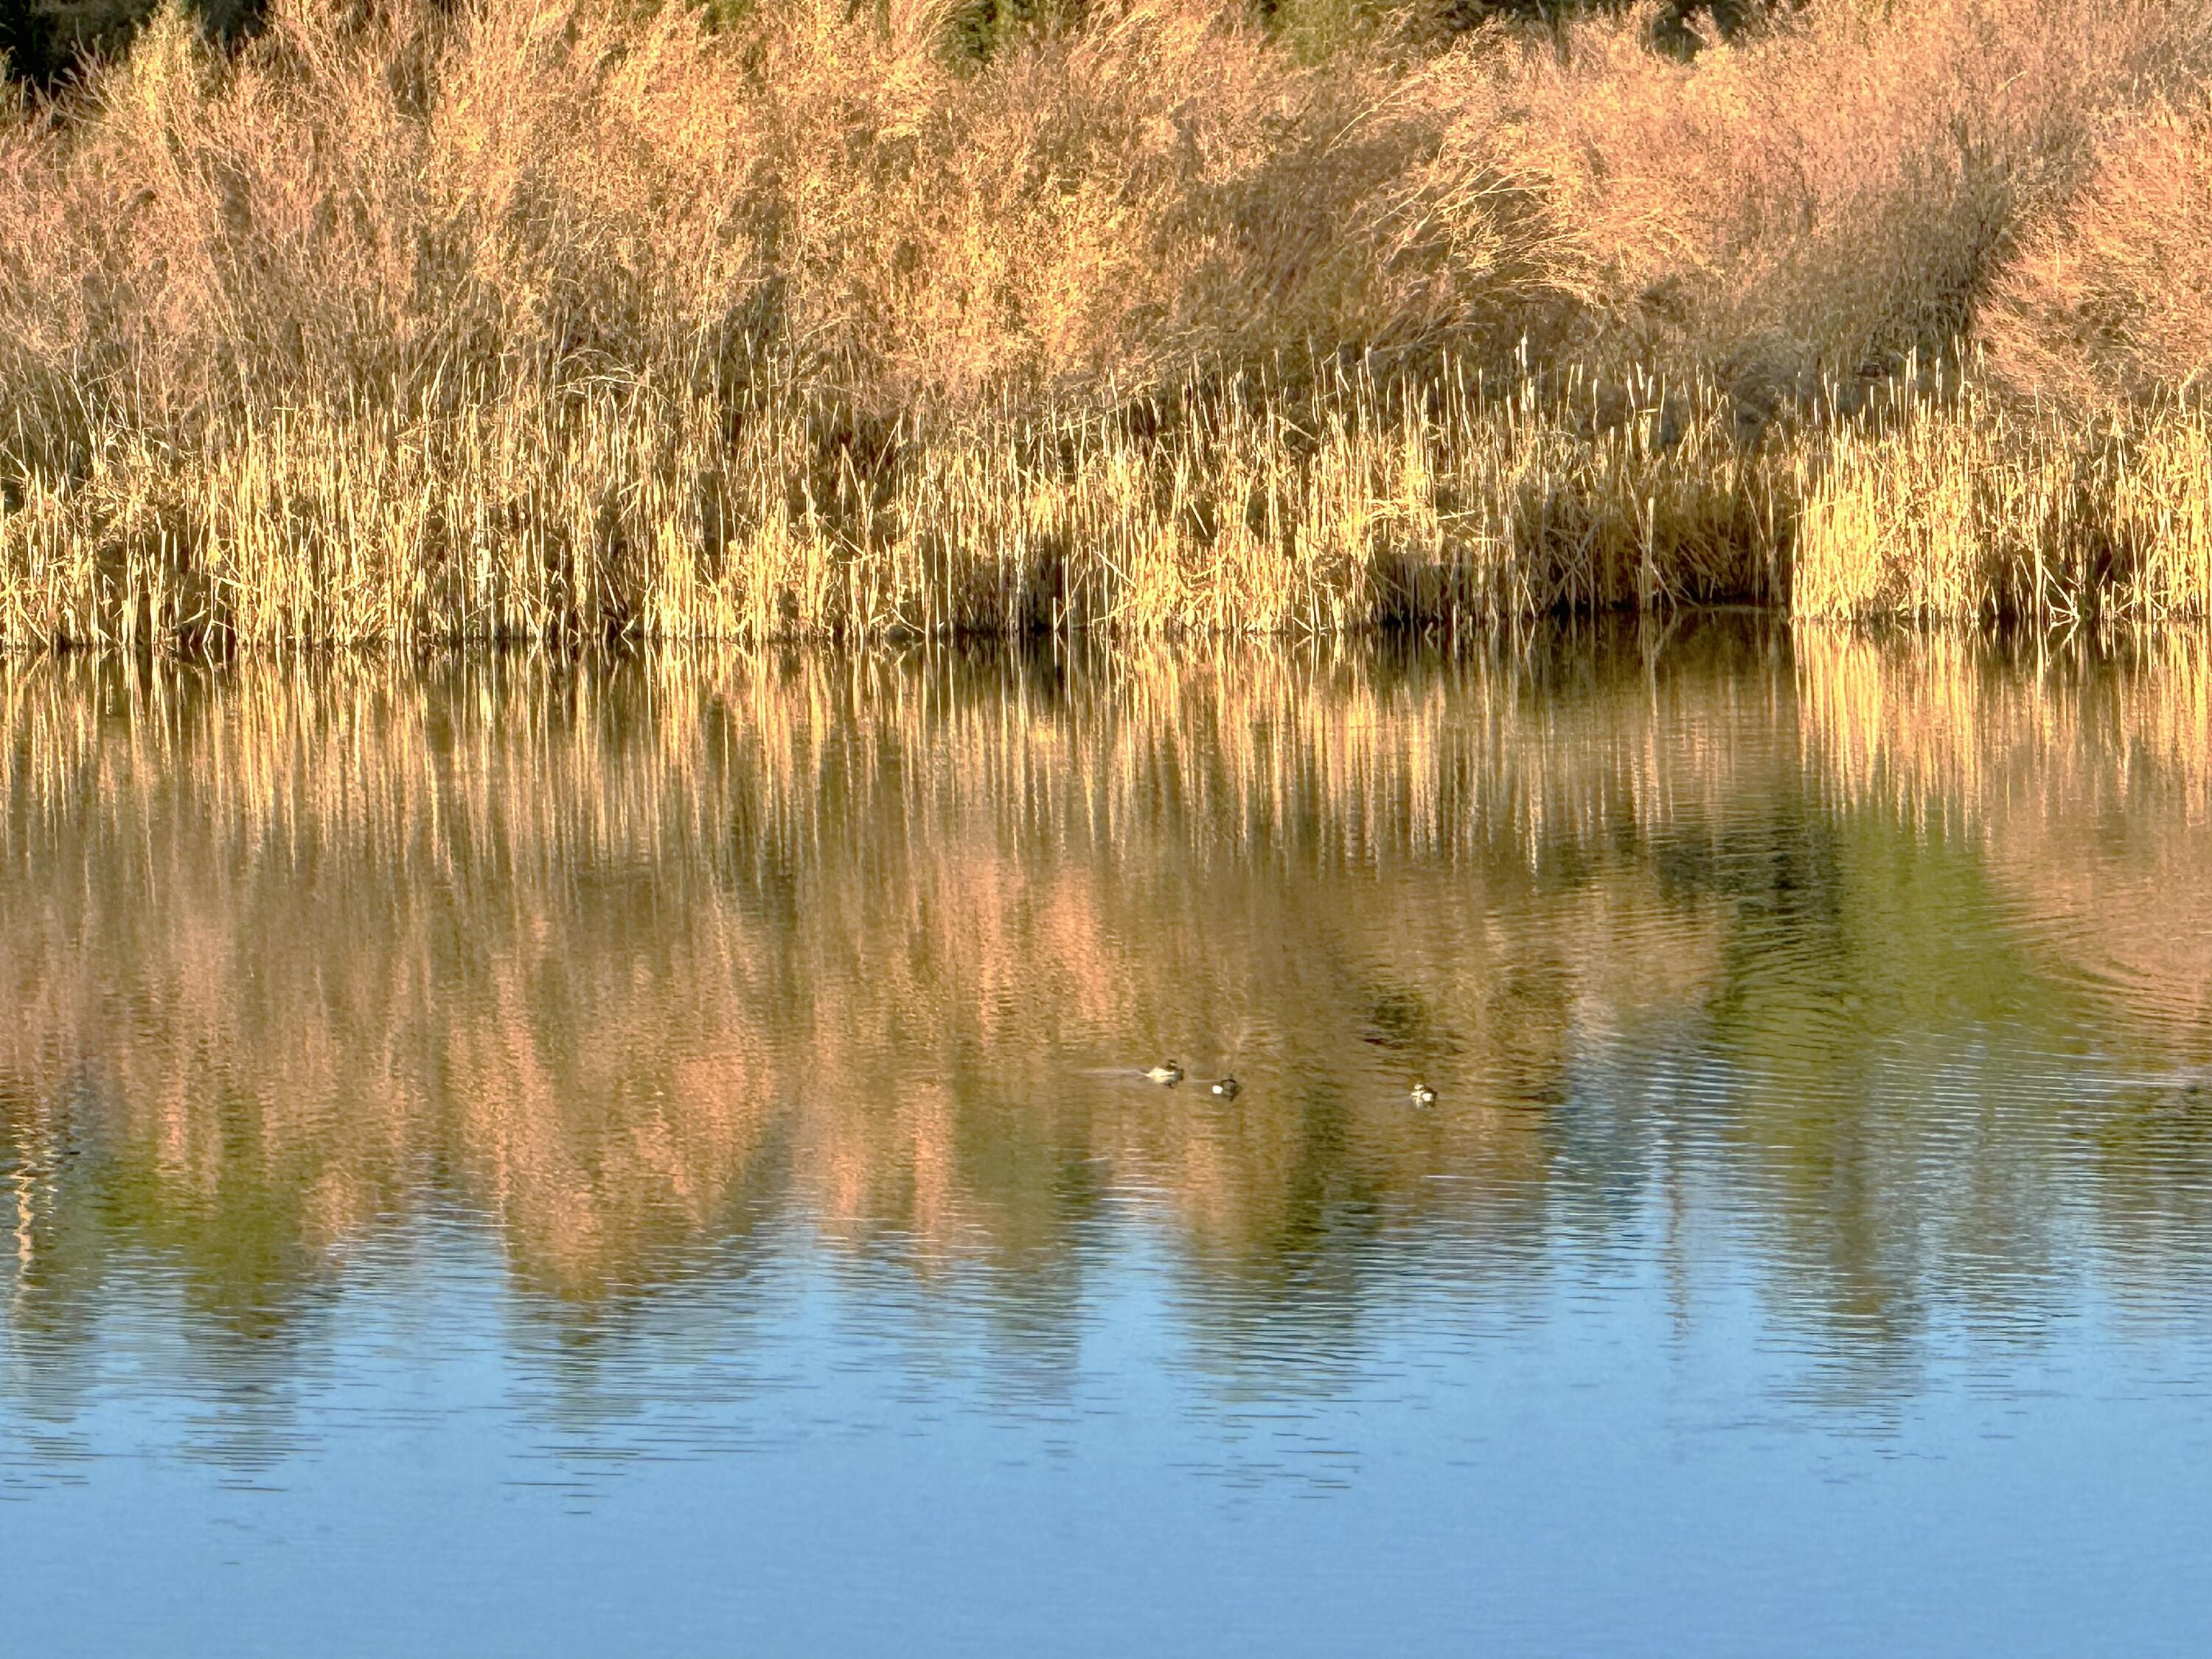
[1211,1077,1241,1099]
[1409,1080,1437,1105]
[1144,1062,1184,1085]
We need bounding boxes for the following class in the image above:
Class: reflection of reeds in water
[1790,625,2212,1312]
[1794,626,2212,1018]
[5,625,2212,1394]
[0,633,1771,1308]
[1795,625,2212,820]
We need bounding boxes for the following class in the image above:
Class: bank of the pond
[11,373,2212,647]
[5,0,2212,646]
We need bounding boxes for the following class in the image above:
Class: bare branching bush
[1985,94,2212,413]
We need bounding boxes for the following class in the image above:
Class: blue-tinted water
[4,624,2211,1655]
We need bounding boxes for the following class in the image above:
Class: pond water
[3,619,2211,1656]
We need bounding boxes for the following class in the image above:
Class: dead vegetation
[4,0,2212,643]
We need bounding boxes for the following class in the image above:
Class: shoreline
[7,375,2211,651]
[7,1,2212,648]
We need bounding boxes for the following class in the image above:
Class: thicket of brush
[4,0,2212,647]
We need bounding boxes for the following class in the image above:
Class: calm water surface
[4,621,2212,1655]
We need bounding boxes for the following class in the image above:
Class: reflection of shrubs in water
[0,630,1758,1307]
[4,627,2212,1379]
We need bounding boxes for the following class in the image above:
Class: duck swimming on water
[1144,1062,1184,1085]
[1211,1077,1241,1098]
[1409,1080,1437,1105]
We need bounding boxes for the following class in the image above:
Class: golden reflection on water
[2,621,2211,1393]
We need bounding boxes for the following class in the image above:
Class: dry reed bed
[7,0,2212,640]
[0,368,1791,646]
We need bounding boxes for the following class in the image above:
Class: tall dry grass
[5,0,2212,639]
